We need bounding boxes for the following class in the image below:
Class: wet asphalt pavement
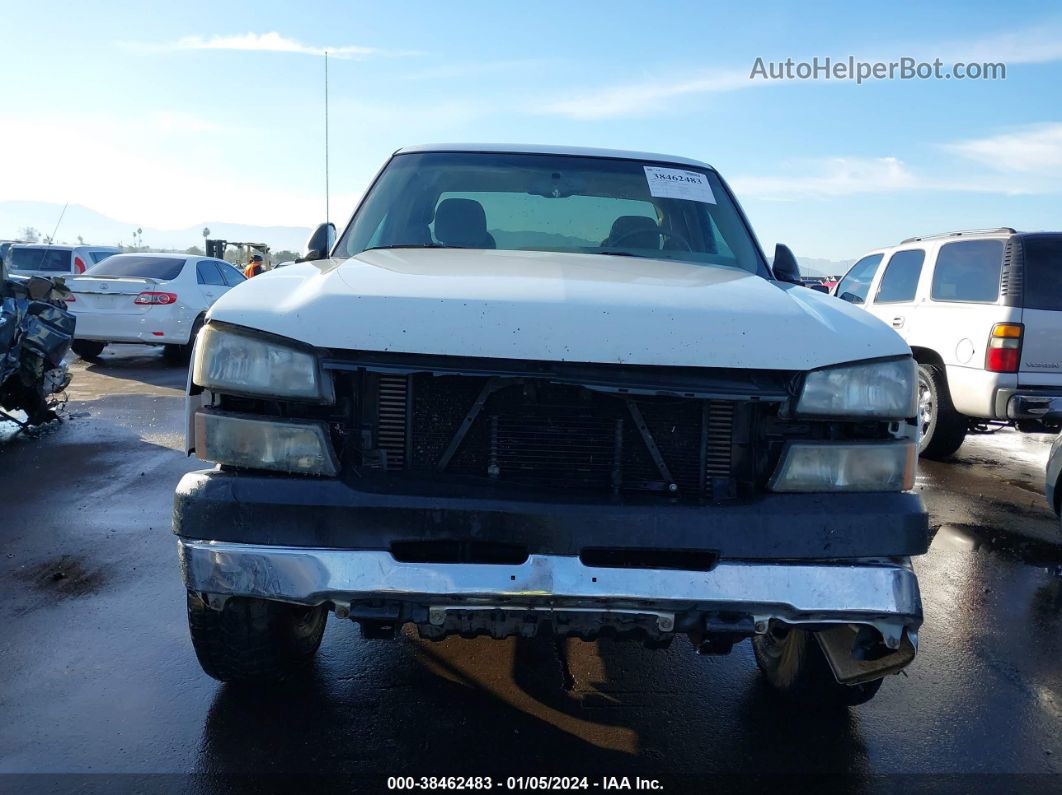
[1,346,1061,791]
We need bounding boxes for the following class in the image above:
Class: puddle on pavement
[14,555,107,599]
[1001,478,1047,495]
[933,523,1062,569]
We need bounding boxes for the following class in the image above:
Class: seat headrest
[434,198,491,248]
[606,216,659,248]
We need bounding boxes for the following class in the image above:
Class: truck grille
[372,374,739,499]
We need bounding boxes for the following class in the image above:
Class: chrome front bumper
[178,539,922,646]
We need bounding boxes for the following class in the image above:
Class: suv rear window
[9,247,71,272]
[931,240,1004,303]
[83,256,186,281]
[1022,235,1062,311]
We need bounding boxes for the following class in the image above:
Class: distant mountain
[797,256,853,278]
[768,253,853,278]
[0,201,312,253]
[0,202,859,275]
[490,229,597,249]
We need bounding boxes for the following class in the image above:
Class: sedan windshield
[82,255,186,281]
[336,152,767,275]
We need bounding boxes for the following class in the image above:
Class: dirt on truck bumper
[173,469,925,679]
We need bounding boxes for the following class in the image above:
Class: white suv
[7,243,121,277]
[836,228,1062,458]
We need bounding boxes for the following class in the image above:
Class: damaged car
[175,144,927,705]
[0,271,75,428]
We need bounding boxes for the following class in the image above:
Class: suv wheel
[186,591,327,683]
[752,625,883,707]
[71,340,106,361]
[917,364,967,459]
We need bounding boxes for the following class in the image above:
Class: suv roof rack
[900,227,1016,244]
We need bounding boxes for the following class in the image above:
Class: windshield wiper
[361,243,457,252]
[595,250,650,259]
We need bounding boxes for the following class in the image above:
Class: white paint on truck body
[206,247,907,371]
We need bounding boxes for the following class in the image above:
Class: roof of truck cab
[395,143,716,171]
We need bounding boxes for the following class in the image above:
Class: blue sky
[2,0,1061,259]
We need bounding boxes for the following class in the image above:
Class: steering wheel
[608,227,694,252]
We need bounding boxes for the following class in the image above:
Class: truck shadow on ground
[192,629,870,786]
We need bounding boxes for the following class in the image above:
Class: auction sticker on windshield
[643,166,717,204]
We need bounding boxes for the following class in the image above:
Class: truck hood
[207,248,907,370]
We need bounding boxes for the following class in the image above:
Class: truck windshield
[336,152,768,275]
[82,256,186,280]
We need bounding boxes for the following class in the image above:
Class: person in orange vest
[243,254,265,279]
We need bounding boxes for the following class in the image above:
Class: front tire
[753,626,883,707]
[186,592,327,684]
[71,340,105,361]
[917,363,967,460]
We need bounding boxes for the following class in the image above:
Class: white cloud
[946,123,1062,176]
[731,157,920,199]
[535,20,1062,119]
[733,133,1062,201]
[537,69,752,120]
[398,58,555,81]
[930,22,1062,65]
[146,111,231,134]
[123,31,415,59]
[0,116,337,229]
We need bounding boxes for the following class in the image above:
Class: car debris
[0,271,76,430]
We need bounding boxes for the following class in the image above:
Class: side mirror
[297,222,337,262]
[772,244,801,285]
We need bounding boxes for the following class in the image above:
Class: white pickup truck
[175,144,925,707]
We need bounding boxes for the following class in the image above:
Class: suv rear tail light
[986,323,1023,373]
[134,292,178,305]
[73,256,86,274]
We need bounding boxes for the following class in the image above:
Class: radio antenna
[324,50,330,233]
[35,201,69,271]
[48,202,69,244]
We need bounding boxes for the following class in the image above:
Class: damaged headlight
[192,323,333,402]
[194,410,338,476]
[770,441,916,492]
[796,358,916,419]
